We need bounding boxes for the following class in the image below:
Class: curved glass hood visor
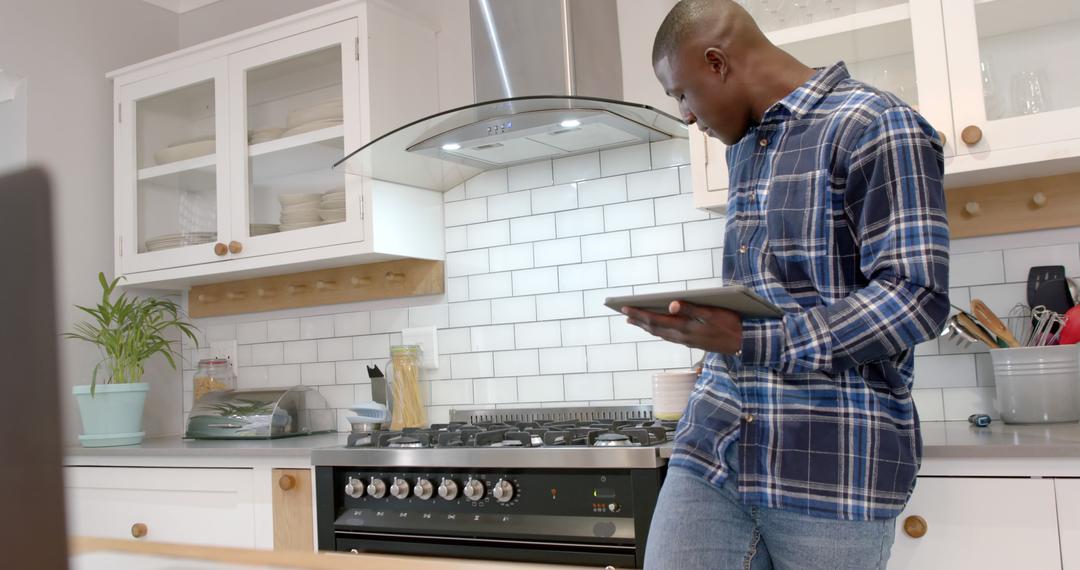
[333,95,688,192]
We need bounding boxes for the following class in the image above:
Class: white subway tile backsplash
[687,277,725,290]
[559,262,607,291]
[444,183,465,203]
[428,406,454,424]
[637,341,692,369]
[600,144,651,176]
[237,345,252,367]
[561,317,611,347]
[659,250,713,282]
[968,282,1027,316]
[650,139,692,168]
[911,389,945,422]
[614,370,653,399]
[251,343,284,365]
[301,362,335,385]
[370,309,408,334]
[491,297,538,324]
[679,165,692,194]
[465,168,508,199]
[335,360,367,384]
[488,191,532,220]
[449,300,493,327]
[712,248,724,278]
[267,319,300,342]
[237,366,268,389]
[409,305,450,329]
[445,197,488,227]
[471,325,516,352]
[604,200,654,231]
[631,225,684,256]
[446,249,490,278]
[539,347,587,374]
[581,231,631,262]
[451,352,494,378]
[431,380,474,406]
[494,349,540,376]
[914,339,939,356]
[510,214,557,243]
[468,273,514,300]
[429,355,453,380]
[467,220,511,249]
[564,373,614,401]
[683,219,726,250]
[514,321,562,349]
[942,387,999,420]
[517,375,564,402]
[914,354,977,389]
[975,353,995,387]
[268,364,301,387]
[537,291,585,321]
[284,340,318,364]
[438,328,472,354]
[578,176,628,207]
[554,152,601,183]
[608,256,659,287]
[473,378,519,405]
[534,237,582,267]
[352,335,389,360]
[532,184,578,214]
[512,267,560,296]
[556,207,605,238]
[447,277,469,303]
[584,287,632,317]
[655,193,709,225]
[445,226,468,252]
[950,251,1004,288]
[627,168,680,201]
[1003,243,1080,282]
[509,160,554,191]
[236,322,267,345]
[587,344,638,372]
[205,324,236,342]
[298,316,334,340]
[489,243,535,272]
[334,312,371,337]
[634,281,686,294]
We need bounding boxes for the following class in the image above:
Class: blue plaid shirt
[670,63,949,521]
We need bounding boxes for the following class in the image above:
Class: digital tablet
[604,285,784,319]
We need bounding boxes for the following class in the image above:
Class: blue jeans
[644,444,896,570]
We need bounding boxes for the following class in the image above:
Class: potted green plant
[64,272,199,447]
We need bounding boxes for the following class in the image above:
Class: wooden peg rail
[946,172,1080,239]
[188,259,444,318]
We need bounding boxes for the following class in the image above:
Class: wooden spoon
[955,312,1000,349]
[970,299,1021,348]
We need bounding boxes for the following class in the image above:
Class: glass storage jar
[387,345,425,430]
[193,358,237,402]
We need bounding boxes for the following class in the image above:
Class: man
[624,1,949,568]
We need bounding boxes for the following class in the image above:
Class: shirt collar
[761,61,850,122]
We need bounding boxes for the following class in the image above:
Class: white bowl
[278,193,322,206]
[287,98,343,128]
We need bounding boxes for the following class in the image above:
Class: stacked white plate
[319,189,346,223]
[153,138,215,165]
[283,98,343,138]
[144,232,216,252]
[278,193,323,232]
[250,223,279,236]
[249,127,285,145]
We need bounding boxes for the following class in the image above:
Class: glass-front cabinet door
[227,20,364,259]
[943,0,1080,155]
[117,61,230,274]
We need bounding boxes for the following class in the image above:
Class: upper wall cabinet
[690,0,1080,212]
[110,2,443,289]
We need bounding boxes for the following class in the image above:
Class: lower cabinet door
[1058,479,1080,570]
[890,477,1060,570]
[65,466,256,548]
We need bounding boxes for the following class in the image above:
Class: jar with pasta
[387,345,425,430]
[192,358,236,402]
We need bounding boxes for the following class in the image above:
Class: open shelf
[777,10,914,67]
[974,0,1080,38]
[137,154,217,193]
[250,124,344,184]
[768,3,910,47]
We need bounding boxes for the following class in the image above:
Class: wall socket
[401,326,439,369]
[208,339,239,372]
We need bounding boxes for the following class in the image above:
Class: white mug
[652,370,698,420]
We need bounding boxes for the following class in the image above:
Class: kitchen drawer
[890,477,1060,569]
[65,466,256,548]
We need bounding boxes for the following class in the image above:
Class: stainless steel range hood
[335,0,687,192]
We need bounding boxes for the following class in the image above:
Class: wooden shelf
[768,3,911,47]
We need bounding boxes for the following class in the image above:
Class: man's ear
[704,47,728,81]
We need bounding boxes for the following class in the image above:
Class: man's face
[654,47,749,146]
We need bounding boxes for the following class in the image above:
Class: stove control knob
[414,478,434,500]
[366,478,387,499]
[492,479,515,503]
[390,477,411,499]
[438,478,459,500]
[463,478,485,502]
[344,477,365,498]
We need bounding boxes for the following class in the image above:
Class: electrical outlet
[401,326,439,369]
[209,340,239,372]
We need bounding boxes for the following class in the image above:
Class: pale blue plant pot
[72,383,149,447]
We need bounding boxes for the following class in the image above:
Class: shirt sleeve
[739,106,950,374]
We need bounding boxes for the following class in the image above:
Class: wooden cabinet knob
[961,125,983,145]
[131,522,148,539]
[936,130,947,147]
[214,242,228,256]
[903,515,927,538]
[278,474,296,491]
[228,240,243,254]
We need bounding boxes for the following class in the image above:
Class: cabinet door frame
[943,0,1080,155]
[226,19,366,260]
[116,60,232,275]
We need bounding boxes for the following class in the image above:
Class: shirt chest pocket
[763,169,833,283]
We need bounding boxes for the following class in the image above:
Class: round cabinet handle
[961,125,983,146]
[903,515,928,539]
[228,240,243,254]
[278,474,296,491]
[936,130,947,147]
[213,242,228,256]
[130,522,148,539]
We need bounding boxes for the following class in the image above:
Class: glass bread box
[185,386,334,439]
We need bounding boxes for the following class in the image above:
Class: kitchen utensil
[1068,278,1080,307]
[1027,266,1072,315]
[1007,303,1033,346]
[942,314,977,349]
[1061,306,1080,345]
[1030,305,1067,346]
[971,299,1020,347]
[366,364,388,406]
[956,311,1000,349]
[990,344,1080,424]
[968,413,992,427]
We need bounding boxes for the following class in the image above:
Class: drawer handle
[961,125,983,145]
[278,474,297,491]
[903,515,927,539]
[936,130,947,147]
[131,522,148,539]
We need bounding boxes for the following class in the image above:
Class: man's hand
[622,301,743,354]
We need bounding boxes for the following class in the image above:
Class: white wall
[0,0,179,444]
[616,0,679,117]
[0,71,27,173]
[177,0,337,48]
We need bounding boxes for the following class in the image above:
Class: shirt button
[738,244,748,254]
[758,137,768,148]
[743,413,754,423]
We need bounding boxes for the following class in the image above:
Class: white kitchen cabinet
[889,477,1061,569]
[110,2,443,289]
[1057,479,1080,570]
[65,466,256,548]
[689,0,953,212]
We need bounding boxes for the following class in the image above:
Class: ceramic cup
[652,370,698,420]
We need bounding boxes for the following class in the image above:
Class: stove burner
[344,417,676,448]
[387,436,424,448]
[593,433,635,447]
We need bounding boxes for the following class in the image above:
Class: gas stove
[312,406,672,568]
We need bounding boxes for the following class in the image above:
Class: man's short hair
[652,0,722,65]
